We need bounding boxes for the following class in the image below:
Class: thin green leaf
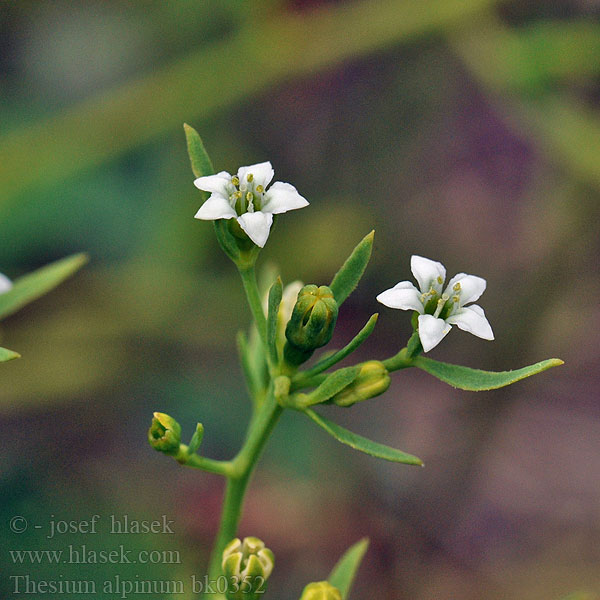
[304,367,360,406]
[0,347,21,362]
[187,423,204,456]
[328,538,370,600]
[237,330,262,403]
[183,123,214,180]
[413,356,564,391]
[266,277,283,365]
[304,409,423,465]
[298,313,379,382]
[0,254,88,320]
[329,231,374,306]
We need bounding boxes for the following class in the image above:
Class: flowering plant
[148,124,562,599]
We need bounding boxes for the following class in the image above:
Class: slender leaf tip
[328,537,370,599]
[413,356,564,391]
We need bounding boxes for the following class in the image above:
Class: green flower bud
[148,412,181,456]
[332,360,391,407]
[222,537,274,600]
[299,581,342,600]
[284,285,338,365]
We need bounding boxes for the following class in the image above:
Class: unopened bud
[148,412,181,455]
[299,581,342,600]
[284,285,338,365]
[222,537,274,600]
[332,360,390,407]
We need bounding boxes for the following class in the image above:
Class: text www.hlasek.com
[10,545,181,564]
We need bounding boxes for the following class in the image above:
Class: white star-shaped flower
[193,161,309,248]
[0,273,12,294]
[376,255,494,352]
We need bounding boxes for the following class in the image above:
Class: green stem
[238,265,267,347]
[382,332,422,372]
[175,446,234,477]
[205,390,283,587]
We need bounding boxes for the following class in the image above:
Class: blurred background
[1,1,599,598]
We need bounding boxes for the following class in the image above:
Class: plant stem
[175,446,234,476]
[238,265,267,346]
[382,332,422,372]
[205,390,282,588]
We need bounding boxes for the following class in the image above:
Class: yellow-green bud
[222,537,274,600]
[332,360,391,407]
[148,412,181,455]
[284,285,338,365]
[299,581,342,600]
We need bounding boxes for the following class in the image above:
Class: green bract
[327,538,369,600]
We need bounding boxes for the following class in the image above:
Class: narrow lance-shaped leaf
[298,313,379,381]
[303,367,360,406]
[0,253,88,320]
[329,231,374,306]
[304,409,423,465]
[328,538,370,600]
[183,123,214,181]
[0,347,21,362]
[237,330,262,403]
[413,356,564,391]
[266,277,283,365]
[187,423,204,456]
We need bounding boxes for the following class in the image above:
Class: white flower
[193,161,309,248]
[376,255,494,352]
[0,273,12,294]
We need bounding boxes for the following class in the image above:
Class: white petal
[444,273,486,305]
[261,182,309,214]
[237,162,274,189]
[446,305,494,340]
[411,256,446,294]
[194,194,237,220]
[418,314,451,352]
[0,273,13,294]
[237,211,274,248]
[194,171,232,194]
[376,281,423,313]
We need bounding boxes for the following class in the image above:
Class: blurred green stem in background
[206,390,282,591]
[0,0,501,213]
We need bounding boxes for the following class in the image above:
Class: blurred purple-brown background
[1,1,599,599]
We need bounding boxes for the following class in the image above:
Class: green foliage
[0,347,20,362]
[327,538,369,599]
[0,253,87,320]
[237,330,266,403]
[266,277,283,364]
[187,423,205,456]
[329,231,374,306]
[299,313,379,380]
[304,409,423,465]
[302,367,360,406]
[413,356,564,391]
[184,123,214,181]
